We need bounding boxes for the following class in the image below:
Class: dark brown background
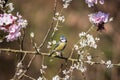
[0,0,120,80]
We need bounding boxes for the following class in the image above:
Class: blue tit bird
[49,35,67,56]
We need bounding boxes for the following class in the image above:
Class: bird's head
[60,35,67,42]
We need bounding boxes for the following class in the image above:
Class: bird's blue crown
[60,35,67,42]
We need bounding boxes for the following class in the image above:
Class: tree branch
[1,48,120,68]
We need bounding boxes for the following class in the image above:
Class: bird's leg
[60,51,63,57]
[49,50,55,57]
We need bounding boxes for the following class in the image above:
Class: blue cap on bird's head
[60,35,67,42]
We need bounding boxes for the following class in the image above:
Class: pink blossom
[0,13,27,42]
[88,11,109,24]
[0,13,17,31]
[85,0,104,7]
[88,11,109,31]
[5,24,21,42]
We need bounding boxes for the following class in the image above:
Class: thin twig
[27,55,36,68]
[12,31,38,80]
[0,48,36,54]
[38,0,58,49]
[68,26,94,59]
[23,74,36,80]
[17,29,26,62]
[56,64,64,75]
[20,53,27,62]
[19,28,26,51]
[17,40,38,79]
[42,55,45,65]
[12,29,26,80]
[81,72,87,80]
[3,0,8,7]
[18,70,27,80]
[50,8,63,40]
[70,61,74,79]
[17,36,39,79]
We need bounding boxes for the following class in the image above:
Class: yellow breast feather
[55,42,66,51]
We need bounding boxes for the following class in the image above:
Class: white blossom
[74,44,79,50]
[79,39,87,48]
[6,3,14,13]
[53,12,65,22]
[52,75,60,80]
[58,16,65,22]
[56,52,61,56]
[55,12,59,16]
[87,55,92,61]
[37,77,43,80]
[0,0,5,8]
[70,66,75,71]
[17,19,28,28]
[86,34,97,48]
[17,62,23,68]
[0,39,3,43]
[62,0,72,8]
[42,65,47,69]
[63,70,67,75]
[16,69,23,76]
[79,32,86,37]
[77,51,81,55]
[52,40,57,44]
[48,42,52,45]
[63,3,69,8]
[79,65,87,72]
[109,17,113,22]
[53,17,57,21]
[86,60,94,65]
[17,13,28,28]
[54,27,58,31]
[77,51,84,55]
[47,40,57,49]
[79,55,84,61]
[37,76,46,80]
[47,42,52,48]
[63,75,70,80]
[47,45,52,48]
[95,37,100,41]
[30,32,34,38]
[101,60,105,64]
[79,65,86,72]
[78,32,98,49]
[106,60,113,68]
[40,69,45,74]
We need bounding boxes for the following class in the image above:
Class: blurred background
[0,0,120,80]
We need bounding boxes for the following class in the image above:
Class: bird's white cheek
[61,40,66,42]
